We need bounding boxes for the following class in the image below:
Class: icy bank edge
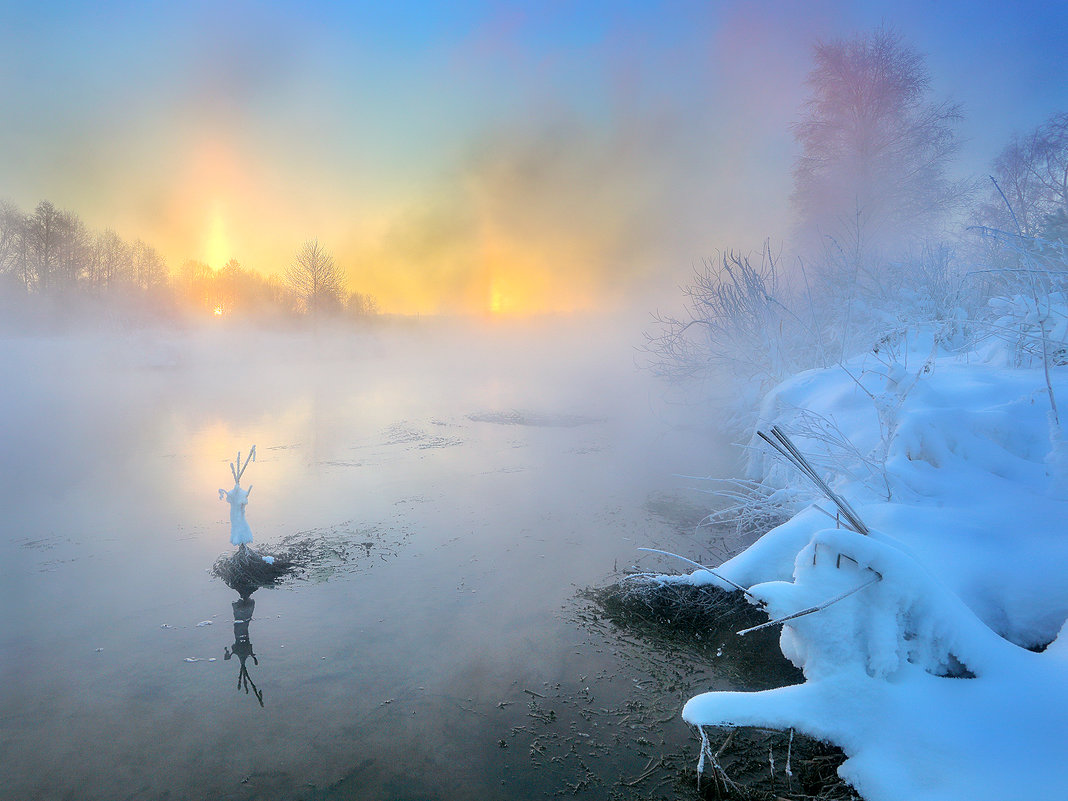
[678,352,1068,801]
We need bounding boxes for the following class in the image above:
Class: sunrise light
[205,201,231,269]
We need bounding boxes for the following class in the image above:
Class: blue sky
[1,0,1065,312]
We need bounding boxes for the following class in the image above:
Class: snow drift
[679,331,1068,801]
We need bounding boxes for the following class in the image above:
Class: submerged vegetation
[212,543,297,598]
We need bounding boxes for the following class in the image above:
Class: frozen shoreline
[676,333,1068,801]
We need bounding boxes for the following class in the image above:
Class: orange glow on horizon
[145,138,615,318]
[205,201,231,269]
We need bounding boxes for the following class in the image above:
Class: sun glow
[205,201,230,269]
[488,280,506,314]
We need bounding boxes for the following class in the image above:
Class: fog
[0,315,744,799]
[3,4,1067,797]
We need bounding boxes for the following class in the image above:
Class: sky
[2,0,1067,315]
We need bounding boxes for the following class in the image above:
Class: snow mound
[681,336,1068,801]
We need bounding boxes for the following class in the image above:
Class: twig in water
[786,728,794,783]
[621,757,663,787]
[696,727,740,795]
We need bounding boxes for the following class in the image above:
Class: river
[0,316,760,800]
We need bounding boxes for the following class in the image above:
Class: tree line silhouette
[0,199,376,328]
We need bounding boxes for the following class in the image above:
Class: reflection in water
[214,543,295,599]
[0,324,734,801]
[224,595,264,706]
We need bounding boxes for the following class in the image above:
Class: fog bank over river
[0,315,739,800]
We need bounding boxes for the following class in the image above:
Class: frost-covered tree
[642,246,825,428]
[284,238,344,315]
[792,27,962,260]
[980,112,1068,239]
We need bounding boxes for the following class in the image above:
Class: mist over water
[0,316,739,800]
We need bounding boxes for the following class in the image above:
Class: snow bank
[681,336,1068,800]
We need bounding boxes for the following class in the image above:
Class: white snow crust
[220,483,253,545]
[680,333,1068,800]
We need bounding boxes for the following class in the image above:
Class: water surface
[0,318,746,800]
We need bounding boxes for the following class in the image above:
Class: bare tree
[25,201,62,291]
[176,259,215,312]
[981,112,1068,239]
[642,246,822,409]
[345,291,378,318]
[90,229,131,290]
[792,27,963,260]
[0,201,27,290]
[131,238,167,290]
[54,209,89,290]
[285,239,344,315]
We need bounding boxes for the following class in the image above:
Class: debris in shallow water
[160,624,173,629]
[212,543,296,597]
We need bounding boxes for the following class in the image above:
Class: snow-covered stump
[212,445,295,597]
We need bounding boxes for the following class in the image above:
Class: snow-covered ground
[678,329,1068,800]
